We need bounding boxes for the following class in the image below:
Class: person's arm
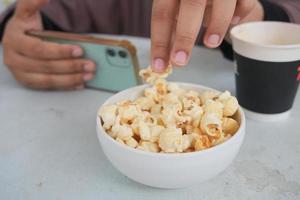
[0,6,63,41]
[0,0,97,90]
[220,0,298,61]
[0,0,93,41]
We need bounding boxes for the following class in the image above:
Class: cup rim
[230,21,300,49]
[97,82,246,157]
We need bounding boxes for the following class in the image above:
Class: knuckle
[176,34,195,45]
[44,60,55,73]
[69,74,82,84]
[70,60,83,72]
[59,46,72,58]
[174,34,195,50]
[152,7,174,22]
[41,75,54,88]
[185,0,207,7]
[152,41,169,50]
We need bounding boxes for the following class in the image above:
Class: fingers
[5,50,95,74]
[13,33,83,59]
[171,0,207,66]
[13,71,86,90]
[4,49,95,90]
[232,0,257,25]
[203,0,237,48]
[15,0,49,20]
[151,0,178,72]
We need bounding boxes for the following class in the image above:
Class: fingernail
[76,85,84,90]
[207,34,220,46]
[72,47,83,57]
[174,51,187,65]
[231,16,241,25]
[84,63,95,72]
[152,58,165,73]
[83,73,94,81]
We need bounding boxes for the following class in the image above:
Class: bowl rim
[97,82,246,157]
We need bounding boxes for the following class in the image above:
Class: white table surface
[0,35,299,200]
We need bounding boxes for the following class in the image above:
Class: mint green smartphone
[27,30,141,92]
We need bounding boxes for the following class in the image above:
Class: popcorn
[137,141,160,153]
[154,79,168,96]
[99,65,240,153]
[222,96,239,117]
[222,117,239,135]
[144,87,159,102]
[217,91,239,117]
[114,124,134,141]
[204,99,223,118]
[125,137,138,148]
[149,125,164,143]
[182,134,195,151]
[150,104,162,116]
[158,127,183,153]
[200,113,222,138]
[116,137,125,145]
[194,135,211,151]
[167,83,185,97]
[99,105,117,129]
[211,134,231,146]
[135,97,155,111]
[118,103,139,123]
[138,120,151,141]
[200,90,220,105]
[139,64,172,85]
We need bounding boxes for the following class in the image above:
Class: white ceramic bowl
[97,82,246,189]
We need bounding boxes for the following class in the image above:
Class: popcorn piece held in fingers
[139,64,173,85]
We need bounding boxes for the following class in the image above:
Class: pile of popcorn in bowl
[99,65,240,154]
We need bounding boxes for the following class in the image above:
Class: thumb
[15,0,49,19]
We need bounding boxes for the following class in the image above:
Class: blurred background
[0,0,14,13]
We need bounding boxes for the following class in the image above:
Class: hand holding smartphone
[27,30,141,92]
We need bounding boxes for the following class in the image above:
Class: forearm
[0,2,70,42]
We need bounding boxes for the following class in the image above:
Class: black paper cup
[230,22,300,121]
